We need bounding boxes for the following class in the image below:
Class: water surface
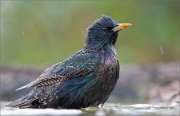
[1,102,179,116]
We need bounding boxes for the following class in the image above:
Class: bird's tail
[6,95,38,108]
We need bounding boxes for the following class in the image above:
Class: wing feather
[16,50,99,90]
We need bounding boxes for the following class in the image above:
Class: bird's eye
[103,27,112,30]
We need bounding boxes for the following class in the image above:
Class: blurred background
[0,0,179,103]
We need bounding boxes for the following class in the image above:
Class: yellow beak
[112,23,132,32]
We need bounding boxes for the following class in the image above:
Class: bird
[7,16,132,109]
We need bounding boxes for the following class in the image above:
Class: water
[1,102,179,116]
[159,46,164,55]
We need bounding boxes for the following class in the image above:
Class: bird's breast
[95,44,119,103]
[97,44,119,83]
[102,45,118,68]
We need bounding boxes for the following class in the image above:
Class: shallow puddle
[1,101,179,116]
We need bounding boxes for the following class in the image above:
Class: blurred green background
[1,0,180,67]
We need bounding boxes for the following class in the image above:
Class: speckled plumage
[8,16,122,109]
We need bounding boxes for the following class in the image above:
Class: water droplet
[160,46,164,55]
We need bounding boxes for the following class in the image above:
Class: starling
[7,16,132,109]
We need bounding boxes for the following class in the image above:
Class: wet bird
[8,16,132,109]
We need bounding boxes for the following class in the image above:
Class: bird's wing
[16,51,99,91]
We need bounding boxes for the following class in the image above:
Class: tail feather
[6,96,38,108]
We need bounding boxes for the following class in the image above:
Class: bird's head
[85,16,132,50]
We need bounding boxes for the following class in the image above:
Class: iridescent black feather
[7,16,120,109]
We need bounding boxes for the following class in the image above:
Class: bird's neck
[84,33,118,51]
[84,41,115,53]
[84,37,108,51]
[102,44,117,55]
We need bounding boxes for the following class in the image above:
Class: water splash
[159,46,164,55]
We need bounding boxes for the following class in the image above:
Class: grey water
[1,101,179,116]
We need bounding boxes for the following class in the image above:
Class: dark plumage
[7,16,132,109]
